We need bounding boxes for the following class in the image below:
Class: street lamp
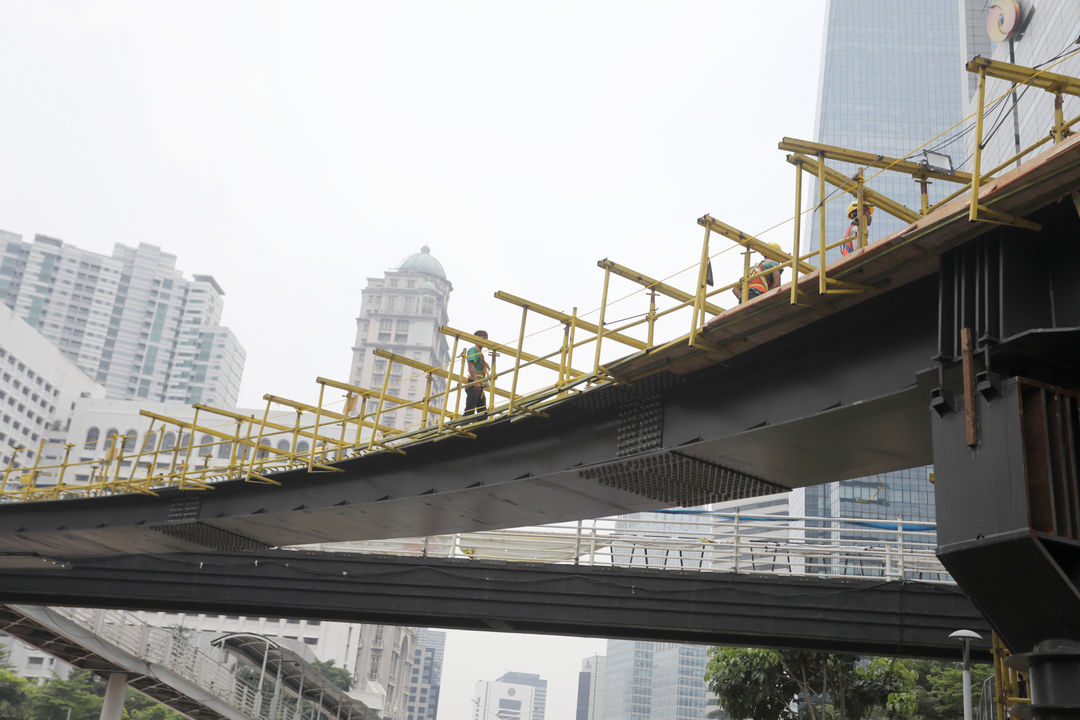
[950,629,984,720]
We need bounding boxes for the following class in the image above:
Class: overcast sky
[0,2,825,717]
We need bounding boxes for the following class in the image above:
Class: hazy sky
[0,2,825,718]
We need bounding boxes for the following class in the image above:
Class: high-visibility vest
[747,261,778,294]
[465,345,488,378]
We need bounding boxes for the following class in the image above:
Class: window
[84,427,100,449]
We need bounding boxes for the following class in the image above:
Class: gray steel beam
[0,550,991,661]
[0,277,942,558]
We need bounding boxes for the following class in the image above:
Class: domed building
[348,246,453,432]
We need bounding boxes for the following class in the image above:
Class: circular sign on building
[987,0,1022,42]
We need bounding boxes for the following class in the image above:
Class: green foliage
[123,689,188,720]
[0,668,30,720]
[706,647,801,720]
[312,659,353,691]
[705,648,917,720]
[27,670,103,720]
[908,660,994,720]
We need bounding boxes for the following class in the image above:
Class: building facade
[349,247,452,432]
[0,303,105,472]
[961,0,1080,168]
[407,628,445,720]
[0,232,244,406]
[472,672,546,720]
[575,655,605,720]
[600,640,713,720]
[807,0,966,260]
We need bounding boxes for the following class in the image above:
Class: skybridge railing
[11,605,375,720]
[299,511,952,585]
[1,56,1077,503]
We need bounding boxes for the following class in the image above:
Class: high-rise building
[473,672,546,720]
[407,628,445,720]
[576,655,605,720]
[792,0,972,534]
[807,0,966,260]
[0,232,244,406]
[0,303,105,471]
[601,640,713,720]
[349,247,452,431]
[960,0,1080,166]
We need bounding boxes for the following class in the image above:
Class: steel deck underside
[2,132,1080,558]
[0,550,991,661]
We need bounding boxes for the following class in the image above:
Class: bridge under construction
[1,55,1080,718]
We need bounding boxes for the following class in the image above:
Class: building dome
[398,246,446,280]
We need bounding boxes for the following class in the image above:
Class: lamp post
[950,629,984,720]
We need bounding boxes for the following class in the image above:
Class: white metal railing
[33,606,359,720]
[301,511,952,584]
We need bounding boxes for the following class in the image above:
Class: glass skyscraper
[599,640,713,720]
[808,0,968,261]
[793,0,973,536]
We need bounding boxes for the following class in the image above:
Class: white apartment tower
[0,231,244,406]
[349,247,452,431]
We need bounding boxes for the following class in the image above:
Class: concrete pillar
[99,673,128,720]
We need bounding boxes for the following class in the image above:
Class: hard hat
[847,200,875,219]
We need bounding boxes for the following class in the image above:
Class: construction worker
[463,330,489,415]
[733,243,785,303]
[841,200,874,256]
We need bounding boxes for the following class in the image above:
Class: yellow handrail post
[855,170,868,250]
[509,306,528,415]
[0,447,22,497]
[970,67,987,222]
[593,266,611,374]
[354,396,369,446]
[245,400,273,482]
[112,432,132,487]
[179,407,200,489]
[690,224,711,345]
[368,360,395,450]
[740,248,751,303]
[451,339,466,419]
[791,159,803,305]
[488,346,499,412]
[126,423,153,492]
[647,289,657,347]
[21,439,46,500]
[563,308,578,389]
[55,442,74,494]
[817,150,828,294]
[228,418,242,472]
[1054,91,1066,143]
[146,422,166,488]
[309,382,327,472]
[422,373,434,427]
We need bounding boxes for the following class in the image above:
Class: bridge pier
[100,673,128,720]
[931,206,1080,713]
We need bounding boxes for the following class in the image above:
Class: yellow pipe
[509,306,528,415]
[971,68,986,223]
[818,152,827,294]
[791,158,803,305]
[593,266,611,374]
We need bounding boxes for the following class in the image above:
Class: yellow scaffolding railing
[2,56,1077,504]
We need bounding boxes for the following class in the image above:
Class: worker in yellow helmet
[842,200,874,256]
[733,242,785,303]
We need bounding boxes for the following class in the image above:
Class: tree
[705,648,917,720]
[27,670,103,720]
[311,659,352,691]
[908,660,994,720]
[0,668,30,720]
[123,689,188,720]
